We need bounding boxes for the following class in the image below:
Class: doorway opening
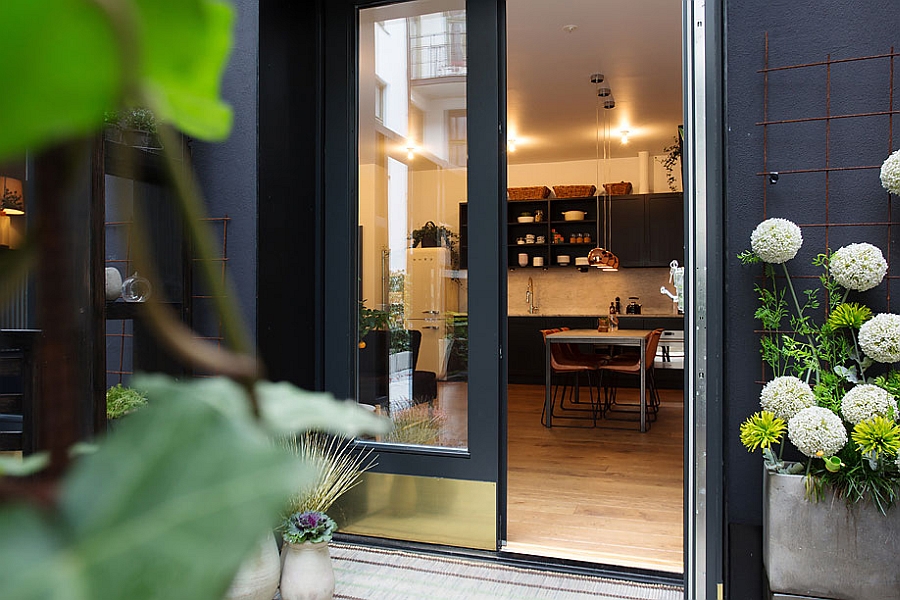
[504,0,685,574]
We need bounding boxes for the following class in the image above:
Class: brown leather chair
[540,328,603,427]
[598,328,664,425]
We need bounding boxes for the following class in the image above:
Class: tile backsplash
[508,267,681,316]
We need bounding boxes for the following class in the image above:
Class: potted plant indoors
[657,134,682,192]
[278,432,375,600]
[738,149,900,599]
[409,221,460,270]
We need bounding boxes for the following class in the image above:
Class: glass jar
[122,272,152,303]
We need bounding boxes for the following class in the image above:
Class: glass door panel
[357,1,468,450]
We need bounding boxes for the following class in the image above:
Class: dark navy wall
[192,0,259,342]
[724,0,900,595]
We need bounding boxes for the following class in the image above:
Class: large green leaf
[0,505,86,600]
[133,0,234,140]
[255,380,393,438]
[0,0,234,162]
[0,0,121,161]
[0,388,305,600]
[133,374,392,439]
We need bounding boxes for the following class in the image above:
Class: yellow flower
[826,302,871,330]
[852,415,900,459]
[740,411,786,451]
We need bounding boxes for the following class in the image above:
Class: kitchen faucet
[526,277,538,314]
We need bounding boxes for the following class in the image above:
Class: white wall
[508,155,681,194]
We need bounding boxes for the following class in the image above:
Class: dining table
[544,328,654,432]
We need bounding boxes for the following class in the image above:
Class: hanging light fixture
[589,75,619,271]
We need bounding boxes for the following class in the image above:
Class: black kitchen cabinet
[508,317,547,384]
[505,196,599,269]
[507,316,600,384]
[648,193,684,267]
[607,195,645,267]
[462,192,682,271]
[606,193,683,268]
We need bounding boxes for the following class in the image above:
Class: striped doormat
[329,543,683,600]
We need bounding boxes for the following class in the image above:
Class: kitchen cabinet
[505,196,599,269]
[460,192,683,270]
[647,193,684,266]
[606,193,683,268]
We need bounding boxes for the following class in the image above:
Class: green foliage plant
[358,300,389,343]
[0,3,390,600]
[105,383,148,419]
[658,135,682,192]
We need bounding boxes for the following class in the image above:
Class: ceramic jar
[105,267,123,301]
[224,531,281,600]
[279,541,335,600]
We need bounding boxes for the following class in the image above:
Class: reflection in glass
[357,1,468,449]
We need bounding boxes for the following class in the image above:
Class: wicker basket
[508,186,551,200]
[552,184,596,198]
[602,181,633,196]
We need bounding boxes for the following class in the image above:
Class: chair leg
[545,371,597,427]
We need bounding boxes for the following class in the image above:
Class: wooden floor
[506,383,684,573]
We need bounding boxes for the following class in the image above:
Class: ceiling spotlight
[590,73,605,84]
[603,95,616,109]
[563,24,578,33]
[596,84,611,97]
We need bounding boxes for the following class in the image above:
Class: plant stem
[767,266,784,377]
[782,263,820,384]
[850,328,867,382]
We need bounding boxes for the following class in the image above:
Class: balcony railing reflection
[409,32,467,80]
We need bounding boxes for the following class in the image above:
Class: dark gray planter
[763,470,900,600]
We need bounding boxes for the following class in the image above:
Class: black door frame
[258,0,725,593]
[261,0,507,545]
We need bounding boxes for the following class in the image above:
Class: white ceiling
[506,0,683,164]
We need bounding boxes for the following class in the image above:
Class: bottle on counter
[615,296,621,315]
[608,301,618,331]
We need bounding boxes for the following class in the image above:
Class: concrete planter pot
[763,470,900,599]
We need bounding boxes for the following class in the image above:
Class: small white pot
[280,541,335,600]
[562,210,586,221]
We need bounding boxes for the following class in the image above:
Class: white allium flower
[840,384,898,425]
[859,313,900,363]
[881,149,900,195]
[759,376,817,421]
[830,243,888,292]
[788,407,848,458]
[750,218,803,264]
